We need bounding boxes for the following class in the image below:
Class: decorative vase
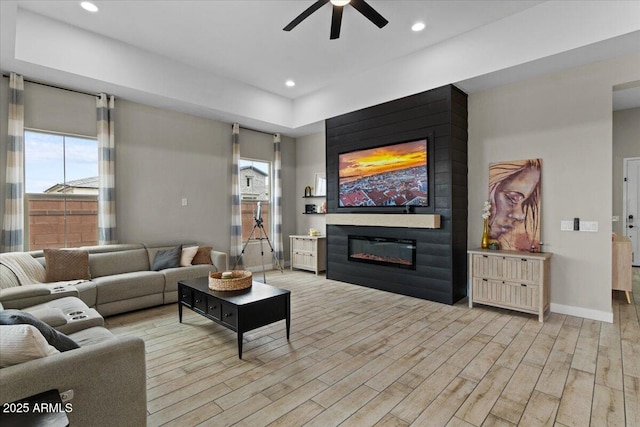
[481,218,490,249]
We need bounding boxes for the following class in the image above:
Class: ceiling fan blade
[330,5,344,40]
[283,0,330,31]
[350,0,389,28]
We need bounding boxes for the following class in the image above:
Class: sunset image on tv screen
[338,139,428,207]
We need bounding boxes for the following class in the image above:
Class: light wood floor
[105,268,640,427]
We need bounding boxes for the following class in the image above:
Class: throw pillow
[0,310,79,352]
[152,245,182,271]
[191,246,213,265]
[0,325,59,367]
[180,246,199,267]
[44,249,91,283]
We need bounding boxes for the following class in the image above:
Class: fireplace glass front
[348,235,417,270]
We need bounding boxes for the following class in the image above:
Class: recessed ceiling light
[80,2,99,12]
[411,22,426,32]
[285,80,296,88]
[330,0,351,6]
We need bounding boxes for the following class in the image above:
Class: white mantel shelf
[325,214,441,229]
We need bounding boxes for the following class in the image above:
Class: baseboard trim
[550,303,613,323]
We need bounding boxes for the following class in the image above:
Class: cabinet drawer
[472,278,539,311]
[472,254,503,279]
[179,287,193,308]
[502,258,541,284]
[221,303,238,328]
[193,292,207,313]
[501,281,539,310]
[472,278,503,303]
[292,252,314,269]
[292,238,316,252]
[207,297,221,320]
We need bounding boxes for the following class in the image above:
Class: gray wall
[295,131,326,236]
[612,107,640,236]
[468,53,639,320]
[115,100,297,261]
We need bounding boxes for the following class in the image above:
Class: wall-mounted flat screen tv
[338,139,429,208]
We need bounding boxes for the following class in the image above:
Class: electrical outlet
[612,216,619,222]
[181,198,188,206]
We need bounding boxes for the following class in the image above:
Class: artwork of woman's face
[490,165,540,239]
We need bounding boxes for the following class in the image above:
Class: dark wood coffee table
[178,277,290,359]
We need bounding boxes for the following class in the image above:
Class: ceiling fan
[283,0,389,40]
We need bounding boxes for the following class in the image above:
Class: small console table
[290,235,326,275]
[468,249,552,322]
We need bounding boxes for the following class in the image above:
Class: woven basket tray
[208,270,252,291]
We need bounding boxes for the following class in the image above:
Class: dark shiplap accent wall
[325,85,468,305]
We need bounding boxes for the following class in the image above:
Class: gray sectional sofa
[0,242,228,425]
[0,298,147,427]
[0,242,228,316]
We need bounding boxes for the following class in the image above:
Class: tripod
[232,212,284,284]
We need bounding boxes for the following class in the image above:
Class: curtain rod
[237,124,277,137]
[2,73,99,98]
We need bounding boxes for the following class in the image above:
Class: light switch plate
[579,221,598,232]
[561,220,573,231]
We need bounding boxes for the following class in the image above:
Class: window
[239,159,270,241]
[24,130,98,250]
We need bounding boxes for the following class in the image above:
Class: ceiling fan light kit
[283,0,388,40]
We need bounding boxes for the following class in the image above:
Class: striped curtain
[230,123,243,269]
[97,94,117,244]
[2,73,25,252]
[273,133,284,266]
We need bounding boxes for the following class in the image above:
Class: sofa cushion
[152,245,182,271]
[0,324,59,367]
[93,272,165,304]
[180,246,199,267]
[44,249,91,283]
[0,310,79,352]
[89,249,150,278]
[161,264,214,293]
[192,246,213,265]
[68,326,116,347]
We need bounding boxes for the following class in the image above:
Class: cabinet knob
[482,255,488,258]
[482,278,488,282]
[195,298,201,303]
[209,305,217,310]
[225,313,233,318]
[521,284,527,287]
[521,258,528,262]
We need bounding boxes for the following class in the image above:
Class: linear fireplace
[348,235,417,270]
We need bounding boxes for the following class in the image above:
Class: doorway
[623,157,640,266]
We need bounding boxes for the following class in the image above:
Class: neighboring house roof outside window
[44,176,99,195]
[239,165,268,176]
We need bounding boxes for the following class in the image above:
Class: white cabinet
[290,235,326,275]
[468,249,552,322]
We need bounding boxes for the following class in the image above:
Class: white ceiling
[1,1,639,137]
[13,0,544,99]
